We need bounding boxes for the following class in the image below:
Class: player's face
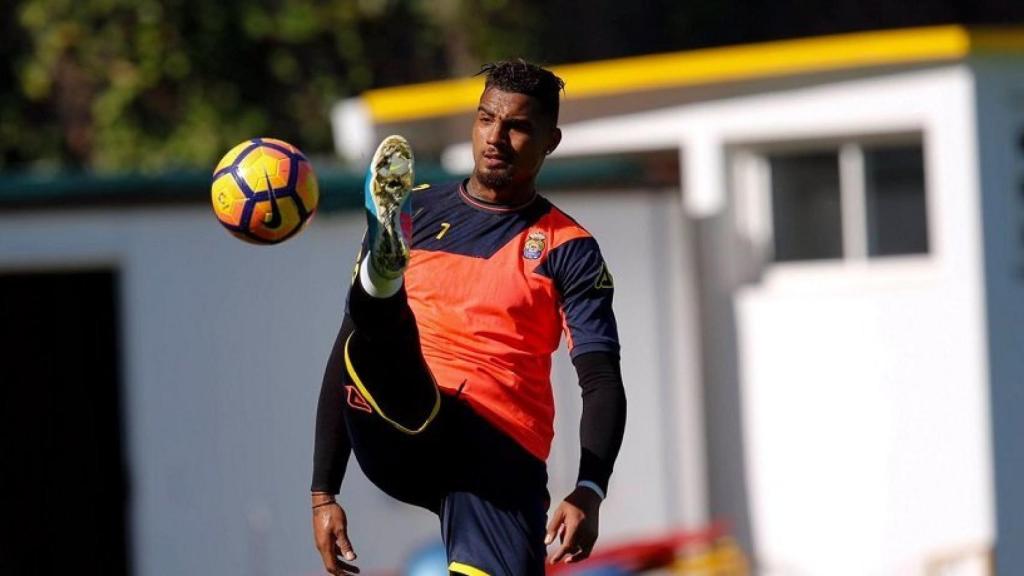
[471,88,561,195]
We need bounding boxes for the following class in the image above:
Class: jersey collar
[459,180,539,213]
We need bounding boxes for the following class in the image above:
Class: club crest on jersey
[523,231,546,260]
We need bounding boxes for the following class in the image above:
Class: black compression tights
[344,280,440,433]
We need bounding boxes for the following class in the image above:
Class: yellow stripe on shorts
[448,561,491,576]
[343,333,441,435]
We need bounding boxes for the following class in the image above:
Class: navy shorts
[340,317,549,575]
[441,489,547,576]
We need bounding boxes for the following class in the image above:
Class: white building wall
[1,207,435,576]
[0,186,693,575]
[731,69,995,575]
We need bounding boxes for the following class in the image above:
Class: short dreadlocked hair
[477,60,565,124]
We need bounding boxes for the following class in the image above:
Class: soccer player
[311,60,626,576]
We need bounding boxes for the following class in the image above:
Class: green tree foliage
[2,0,450,171]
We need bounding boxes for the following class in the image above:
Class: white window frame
[731,133,929,267]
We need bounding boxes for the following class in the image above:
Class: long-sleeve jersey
[403,181,620,461]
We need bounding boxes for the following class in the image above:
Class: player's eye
[509,121,533,134]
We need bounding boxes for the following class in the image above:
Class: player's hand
[545,485,602,564]
[311,495,359,575]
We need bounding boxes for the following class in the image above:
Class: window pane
[864,144,928,256]
[769,151,843,261]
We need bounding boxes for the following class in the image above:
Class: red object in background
[546,521,731,574]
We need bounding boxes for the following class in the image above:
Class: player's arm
[538,235,626,564]
[574,350,626,497]
[311,314,359,574]
[546,350,626,564]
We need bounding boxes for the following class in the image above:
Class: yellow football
[211,138,319,244]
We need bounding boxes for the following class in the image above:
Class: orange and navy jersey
[402,181,619,461]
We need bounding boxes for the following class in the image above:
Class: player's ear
[545,127,562,156]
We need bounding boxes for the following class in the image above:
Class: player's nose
[484,121,507,146]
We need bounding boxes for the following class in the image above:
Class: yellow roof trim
[363,25,1024,124]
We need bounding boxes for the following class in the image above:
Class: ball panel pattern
[293,161,319,214]
[247,196,303,243]
[211,173,247,227]
[214,140,256,175]
[237,147,291,194]
[259,138,301,155]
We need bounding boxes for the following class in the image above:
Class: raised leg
[344,135,439,434]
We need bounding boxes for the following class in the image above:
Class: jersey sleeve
[543,236,620,358]
[311,314,354,494]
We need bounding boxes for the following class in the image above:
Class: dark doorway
[0,270,130,575]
